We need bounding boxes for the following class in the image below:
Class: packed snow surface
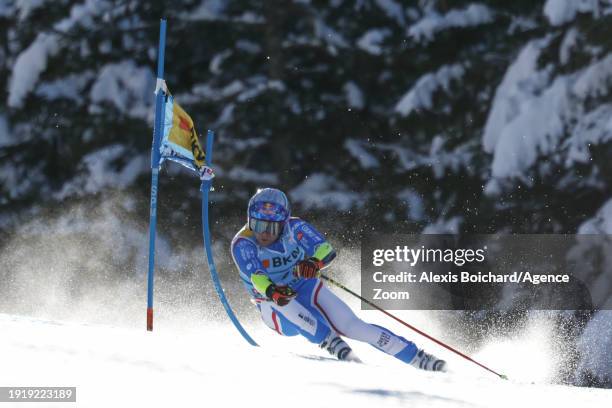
[2,313,610,408]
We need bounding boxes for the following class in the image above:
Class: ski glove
[199,165,215,181]
[266,285,297,306]
[294,257,324,279]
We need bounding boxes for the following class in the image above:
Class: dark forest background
[1,0,611,238]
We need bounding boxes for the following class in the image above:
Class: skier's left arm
[290,218,336,278]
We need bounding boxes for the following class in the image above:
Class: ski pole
[319,273,508,380]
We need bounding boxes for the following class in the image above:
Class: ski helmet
[247,188,290,235]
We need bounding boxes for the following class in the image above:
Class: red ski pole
[320,274,508,380]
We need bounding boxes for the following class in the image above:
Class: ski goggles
[249,218,284,235]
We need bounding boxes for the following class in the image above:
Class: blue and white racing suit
[230,217,418,364]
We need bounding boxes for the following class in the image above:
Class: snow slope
[2,313,610,408]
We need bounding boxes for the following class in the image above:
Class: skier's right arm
[231,238,295,305]
[231,238,272,294]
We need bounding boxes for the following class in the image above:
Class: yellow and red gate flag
[159,94,207,172]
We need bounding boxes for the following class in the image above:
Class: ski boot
[320,332,361,363]
[410,349,447,372]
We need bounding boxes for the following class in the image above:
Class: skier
[230,187,446,371]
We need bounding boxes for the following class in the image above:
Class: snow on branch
[395,64,465,117]
[408,3,494,43]
[483,34,612,186]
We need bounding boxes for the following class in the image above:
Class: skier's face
[254,230,279,246]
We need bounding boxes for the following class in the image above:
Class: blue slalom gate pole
[201,130,258,346]
[147,18,167,332]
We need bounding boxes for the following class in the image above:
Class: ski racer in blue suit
[231,188,446,371]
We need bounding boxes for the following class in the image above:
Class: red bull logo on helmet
[249,201,288,222]
[261,202,276,215]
